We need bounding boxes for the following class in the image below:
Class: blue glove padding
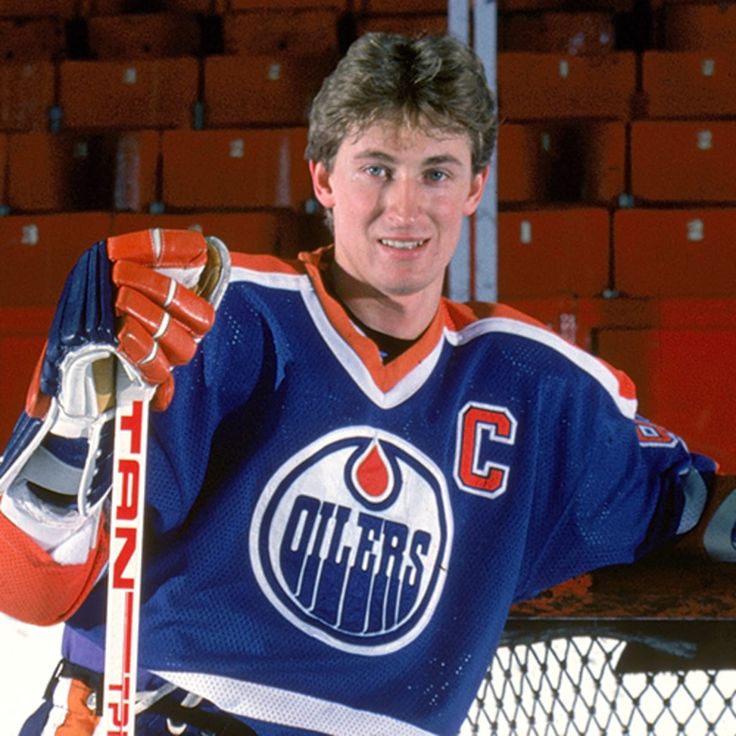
[40,241,117,401]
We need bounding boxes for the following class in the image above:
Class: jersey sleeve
[0,284,276,624]
[0,509,109,625]
[513,362,714,603]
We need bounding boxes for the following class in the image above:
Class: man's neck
[328,261,440,340]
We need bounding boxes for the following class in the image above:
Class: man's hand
[29,228,230,419]
[1,229,229,518]
[108,228,228,410]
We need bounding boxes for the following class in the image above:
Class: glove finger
[113,261,215,338]
[107,228,208,270]
[116,287,198,366]
[117,316,172,387]
[152,373,175,412]
[113,261,174,306]
[165,282,215,338]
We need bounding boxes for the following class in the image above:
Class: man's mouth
[379,238,428,251]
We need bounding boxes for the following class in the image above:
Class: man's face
[310,121,488,306]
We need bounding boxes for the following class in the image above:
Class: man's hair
[306,32,497,176]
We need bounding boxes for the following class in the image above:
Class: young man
[0,32,717,736]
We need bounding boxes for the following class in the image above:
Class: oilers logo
[249,427,453,655]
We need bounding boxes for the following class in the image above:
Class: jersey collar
[298,246,449,395]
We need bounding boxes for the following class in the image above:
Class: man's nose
[384,177,423,224]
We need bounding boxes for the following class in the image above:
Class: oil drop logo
[249,427,453,655]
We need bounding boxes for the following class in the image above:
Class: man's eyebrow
[423,154,464,168]
[353,151,464,167]
[354,150,396,162]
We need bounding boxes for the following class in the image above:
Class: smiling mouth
[379,238,428,251]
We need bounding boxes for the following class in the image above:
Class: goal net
[461,610,736,736]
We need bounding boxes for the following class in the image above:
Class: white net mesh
[462,634,736,736]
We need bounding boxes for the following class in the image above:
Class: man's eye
[365,165,387,177]
[426,170,449,182]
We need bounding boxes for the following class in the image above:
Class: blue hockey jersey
[61,246,706,735]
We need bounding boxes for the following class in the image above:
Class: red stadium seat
[498,208,611,299]
[0,1,77,16]
[156,0,214,10]
[497,122,625,204]
[79,0,213,11]
[162,128,313,211]
[111,210,304,256]
[204,54,334,127]
[497,52,637,120]
[614,207,736,298]
[86,12,202,59]
[497,124,542,203]
[596,306,736,473]
[0,133,7,205]
[631,120,736,202]
[500,11,616,55]
[0,213,113,306]
[0,17,66,60]
[222,9,339,57]
[0,62,55,132]
[660,2,736,51]
[501,293,736,472]
[499,0,633,9]
[643,51,736,118]
[355,13,448,36]
[0,306,54,447]
[59,57,199,130]
[228,0,345,8]
[355,0,446,10]
[7,130,161,212]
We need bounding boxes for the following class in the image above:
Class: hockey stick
[101,364,151,736]
[98,233,230,734]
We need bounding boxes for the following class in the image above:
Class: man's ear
[463,164,491,217]
[309,160,336,209]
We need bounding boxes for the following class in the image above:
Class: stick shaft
[102,374,150,736]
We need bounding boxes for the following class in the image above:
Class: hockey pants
[18,658,258,735]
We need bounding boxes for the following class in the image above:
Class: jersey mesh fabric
[58,251,702,736]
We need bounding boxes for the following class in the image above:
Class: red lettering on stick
[112,527,138,590]
[120,400,143,454]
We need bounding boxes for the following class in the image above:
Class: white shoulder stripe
[230,265,305,291]
[226,268,637,418]
[446,317,638,419]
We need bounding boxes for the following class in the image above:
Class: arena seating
[7,130,161,212]
[631,120,736,202]
[204,54,334,127]
[85,11,202,58]
[643,51,736,118]
[497,52,637,120]
[0,0,734,472]
[595,304,736,471]
[0,212,113,307]
[614,207,736,297]
[161,127,313,210]
[221,8,340,57]
[59,57,199,129]
[497,121,625,204]
[110,209,311,256]
[497,208,611,299]
[0,62,55,132]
